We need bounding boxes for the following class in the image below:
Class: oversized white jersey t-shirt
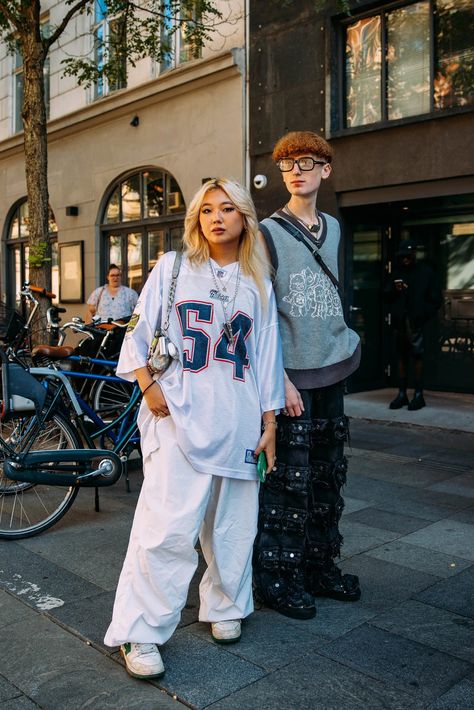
[117,251,285,480]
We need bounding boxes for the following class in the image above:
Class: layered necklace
[208,259,241,343]
[285,203,321,234]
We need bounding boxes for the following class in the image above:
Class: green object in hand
[257,451,267,482]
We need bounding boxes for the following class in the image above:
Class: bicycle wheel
[92,378,134,421]
[0,413,82,539]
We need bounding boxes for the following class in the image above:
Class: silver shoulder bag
[147,252,182,375]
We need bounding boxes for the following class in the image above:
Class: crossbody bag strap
[258,221,279,278]
[96,285,106,309]
[270,216,341,296]
[152,251,182,337]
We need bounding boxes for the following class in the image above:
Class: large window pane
[127,232,143,292]
[166,174,185,214]
[109,17,127,91]
[170,226,183,253]
[14,72,24,133]
[19,203,29,238]
[51,241,59,303]
[94,24,105,99]
[446,225,474,290]
[435,0,474,110]
[345,15,382,127]
[144,172,164,217]
[387,2,430,119]
[108,234,122,267]
[24,246,29,284]
[148,230,165,272]
[121,175,141,222]
[13,247,21,308]
[105,187,121,223]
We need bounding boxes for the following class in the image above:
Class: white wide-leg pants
[104,416,259,647]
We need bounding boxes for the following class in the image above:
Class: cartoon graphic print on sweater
[283,267,343,319]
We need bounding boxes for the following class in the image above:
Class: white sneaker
[211,620,241,644]
[120,642,165,679]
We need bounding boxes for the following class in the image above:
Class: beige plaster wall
[0,66,244,316]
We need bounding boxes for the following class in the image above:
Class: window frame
[12,15,50,134]
[159,0,202,75]
[99,168,186,291]
[93,0,127,100]
[3,199,58,307]
[332,0,474,135]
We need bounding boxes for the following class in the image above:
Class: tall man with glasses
[253,131,361,619]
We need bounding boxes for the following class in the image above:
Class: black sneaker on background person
[389,391,409,409]
[408,392,426,410]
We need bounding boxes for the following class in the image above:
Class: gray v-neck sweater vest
[261,211,360,389]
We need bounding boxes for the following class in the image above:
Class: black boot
[254,570,316,620]
[408,392,426,410]
[389,391,409,409]
[253,417,316,620]
[312,563,361,601]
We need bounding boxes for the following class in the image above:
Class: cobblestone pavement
[0,416,473,709]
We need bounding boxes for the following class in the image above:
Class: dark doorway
[343,194,474,394]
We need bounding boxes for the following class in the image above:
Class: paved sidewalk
[345,388,474,433]
[0,415,473,709]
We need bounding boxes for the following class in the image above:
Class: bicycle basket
[0,302,26,344]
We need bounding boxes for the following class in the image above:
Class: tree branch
[45,0,91,50]
[0,1,22,29]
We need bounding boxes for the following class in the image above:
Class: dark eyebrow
[201,201,235,208]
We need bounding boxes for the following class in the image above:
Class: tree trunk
[21,0,50,344]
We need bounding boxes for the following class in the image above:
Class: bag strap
[160,251,182,333]
[96,285,106,309]
[259,222,279,279]
[270,215,342,296]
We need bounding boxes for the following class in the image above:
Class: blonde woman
[104,179,285,679]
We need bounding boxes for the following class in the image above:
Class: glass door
[347,223,389,390]
[401,216,474,392]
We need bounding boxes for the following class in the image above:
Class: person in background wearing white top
[87,264,138,323]
[104,178,285,680]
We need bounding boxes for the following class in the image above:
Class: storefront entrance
[343,194,474,394]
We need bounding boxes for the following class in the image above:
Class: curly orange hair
[272,131,333,163]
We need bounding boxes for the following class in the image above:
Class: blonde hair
[183,178,269,304]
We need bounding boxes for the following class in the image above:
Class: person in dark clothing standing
[253,131,361,620]
[385,240,442,411]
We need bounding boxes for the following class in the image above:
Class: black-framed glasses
[277,157,327,172]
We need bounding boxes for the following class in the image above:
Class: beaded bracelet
[262,420,277,430]
[142,381,156,396]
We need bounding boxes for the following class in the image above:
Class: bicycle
[0,348,141,539]
[39,303,132,419]
[0,282,58,362]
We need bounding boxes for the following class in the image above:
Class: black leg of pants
[253,381,349,603]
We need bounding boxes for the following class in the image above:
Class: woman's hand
[284,375,304,417]
[144,381,169,418]
[254,424,276,474]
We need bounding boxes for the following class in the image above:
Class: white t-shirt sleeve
[116,262,165,382]
[255,287,285,413]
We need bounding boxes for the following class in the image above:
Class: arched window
[100,168,185,292]
[5,200,58,307]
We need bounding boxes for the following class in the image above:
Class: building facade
[249,0,474,393]
[0,0,247,316]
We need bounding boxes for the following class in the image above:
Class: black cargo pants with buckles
[253,381,350,604]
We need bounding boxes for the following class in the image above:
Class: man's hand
[284,375,304,417]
